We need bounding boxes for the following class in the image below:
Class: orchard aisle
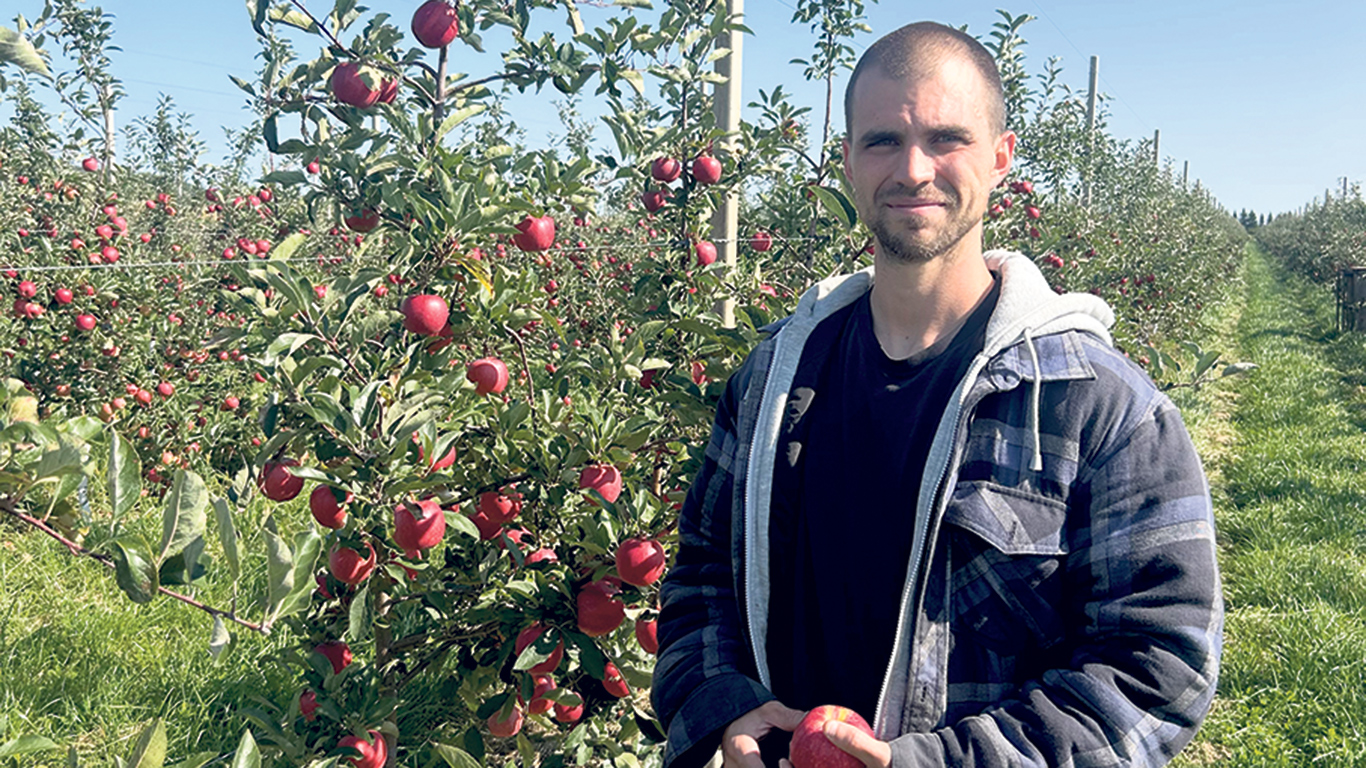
[1175,246,1366,766]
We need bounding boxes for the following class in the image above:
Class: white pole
[711,0,744,329]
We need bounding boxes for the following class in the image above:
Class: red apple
[789,705,876,768]
[156,381,175,397]
[17,281,36,299]
[54,287,74,305]
[344,209,380,232]
[528,675,557,715]
[579,464,622,505]
[259,459,304,501]
[635,618,659,654]
[411,0,460,48]
[695,240,718,267]
[615,537,666,586]
[642,189,669,213]
[315,641,353,674]
[221,395,240,412]
[337,730,387,768]
[466,507,501,540]
[692,155,722,185]
[400,294,449,336]
[330,62,380,108]
[82,157,100,172]
[602,661,631,698]
[376,78,398,104]
[75,314,97,332]
[577,578,626,637]
[750,231,773,252]
[477,489,522,525]
[466,357,509,395]
[329,540,377,585]
[488,702,523,738]
[513,215,555,252]
[310,485,351,529]
[299,689,318,722]
[393,498,446,558]
[514,622,565,675]
[553,697,584,723]
[651,156,682,182]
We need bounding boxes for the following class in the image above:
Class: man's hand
[777,721,892,768]
[721,701,805,767]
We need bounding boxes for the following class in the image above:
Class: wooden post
[1182,160,1189,188]
[1152,129,1160,166]
[1083,56,1098,206]
[711,0,744,328]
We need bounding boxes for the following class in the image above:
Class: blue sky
[5,1,1362,217]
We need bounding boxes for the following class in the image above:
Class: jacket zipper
[870,355,988,736]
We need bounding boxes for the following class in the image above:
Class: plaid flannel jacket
[651,252,1223,768]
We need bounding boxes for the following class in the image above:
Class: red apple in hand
[513,214,555,252]
[789,705,876,768]
[393,498,446,558]
[615,537,666,586]
[400,294,449,336]
[467,357,509,395]
[411,0,460,48]
[337,730,387,768]
[579,463,622,505]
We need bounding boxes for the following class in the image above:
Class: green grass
[0,492,298,765]
[1173,246,1366,766]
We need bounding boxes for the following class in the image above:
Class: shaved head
[844,22,1006,139]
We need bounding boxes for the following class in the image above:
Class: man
[650,20,1223,768]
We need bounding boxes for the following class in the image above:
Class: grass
[1173,245,1366,766]
[9,243,1366,765]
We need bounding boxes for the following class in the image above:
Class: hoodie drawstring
[1023,327,1044,472]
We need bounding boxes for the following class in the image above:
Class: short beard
[870,208,978,265]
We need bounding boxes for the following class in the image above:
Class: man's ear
[993,130,1017,185]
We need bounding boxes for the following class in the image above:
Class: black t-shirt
[765,276,1000,737]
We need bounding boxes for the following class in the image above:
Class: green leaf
[263,516,293,621]
[0,734,59,758]
[261,170,306,186]
[435,104,488,144]
[108,429,141,521]
[263,113,279,153]
[229,729,260,768]
[126,719,167,768]
[0,26,50,78]
[159,470,208,564]
[433,744,482,768]
[810,185,856,229]
[347,582,372,642]
[269,232,308,263]
[209,615,231,661]
[275,528,323,620]
[111,541,157,604]
[212,497,241,581]
[166,752,219,768]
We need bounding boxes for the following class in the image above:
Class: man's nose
[895,143,935,187]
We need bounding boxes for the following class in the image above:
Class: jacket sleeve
[651,357,776,768]
[890,388,1223,767]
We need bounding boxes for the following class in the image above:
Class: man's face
[842,56,1015,265]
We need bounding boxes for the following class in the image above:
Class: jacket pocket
[943,481,1069,656]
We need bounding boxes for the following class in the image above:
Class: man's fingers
[824,722,892,768]
[770,703,807,731]
[723,733,765,768]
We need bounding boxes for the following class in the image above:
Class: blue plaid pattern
[653,320,1222,768]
